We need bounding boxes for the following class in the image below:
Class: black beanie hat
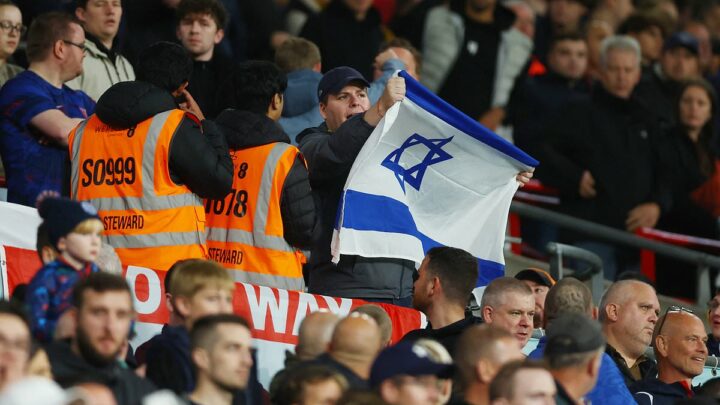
[38,198,101,249]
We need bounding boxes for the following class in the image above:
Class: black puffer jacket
[46,340,156,405]
[214,109,315,249]
[96,81,233,199]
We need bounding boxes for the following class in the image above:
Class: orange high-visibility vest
[68,110,206,271]
[205,142,306,291]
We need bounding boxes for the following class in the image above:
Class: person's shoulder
[0,71,47,100]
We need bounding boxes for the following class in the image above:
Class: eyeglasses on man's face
[62,39,87,53]
[0,21,25,35]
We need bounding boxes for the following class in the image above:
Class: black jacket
[634,67,682,135]
[606,344,658,387]
[400,316,483,356]
[46,340,156,405]
[214,109,315,249]
[298,115,415,300]
[510,70,590,163]
[187,54,238,119]
[96,81,233,199]
[539,85,672,232]
[299,0,383,80]
[631,378,694,404]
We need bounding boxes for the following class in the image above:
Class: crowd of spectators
[3,0,720,404]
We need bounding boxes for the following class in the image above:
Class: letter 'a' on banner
[332,71,539,287]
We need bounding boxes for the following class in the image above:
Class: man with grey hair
[600,279,660,387]
[539,35,671,279]
[480,277,535,349]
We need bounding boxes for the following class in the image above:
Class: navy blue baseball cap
[663,32,699,56]
[369,341,454,387]
[317,67,370,102]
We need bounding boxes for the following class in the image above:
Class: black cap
[663,32,699,56]
[515,268,556,288]
[38,197,100,249]
[317,66,370,102]
[369,342,454,387]
[545,313,605,356]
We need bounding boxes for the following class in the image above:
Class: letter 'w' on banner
[331,71,538,287]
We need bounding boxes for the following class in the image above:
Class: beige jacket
[66,39,134,101]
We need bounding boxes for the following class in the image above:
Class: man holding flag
[298,67,414,305]
[298,66,534,306]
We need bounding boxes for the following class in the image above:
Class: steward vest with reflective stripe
[68,110,206,271]
[205,142,306,291]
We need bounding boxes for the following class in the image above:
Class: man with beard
[45,272,156,405]
[188,314,253,405]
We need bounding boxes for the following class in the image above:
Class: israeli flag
[332,71,538,286]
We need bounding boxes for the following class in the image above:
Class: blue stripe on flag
[398,70,539,168]
[342,189,504,286]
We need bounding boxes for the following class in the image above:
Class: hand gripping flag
[331,71,538,286]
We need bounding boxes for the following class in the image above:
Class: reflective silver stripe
[105,231,202,249]
[206,227,295,252]
[89,193,200,212]
[253,143,294,235]
[70,120,89,200]
[229,268,305,291]
[142,110,173,198]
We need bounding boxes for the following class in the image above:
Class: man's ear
[477,359,495,384]
[213,28,224,45]
[605,303,619,322]
[655,335,668,358]
[75,7,87,23]
[379,380,398,403]
[174,296,192,319]
[191,348,210,372]
[482,306,493,323]
[319,102,327,120]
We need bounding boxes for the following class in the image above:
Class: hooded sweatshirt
[631,378,694,405]
[214,109,315,248]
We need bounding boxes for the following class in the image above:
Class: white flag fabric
[331,71,538,286]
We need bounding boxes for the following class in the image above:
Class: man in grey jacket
[422,0,532,131]
[67,0,135,101]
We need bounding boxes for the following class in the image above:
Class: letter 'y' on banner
[332,71,538,287]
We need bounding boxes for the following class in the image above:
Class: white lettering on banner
[292,293,319,335]
[243,283,289,333]
[126,265,161,314]
[322,295,353,316]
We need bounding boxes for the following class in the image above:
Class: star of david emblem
[381,133,454,193]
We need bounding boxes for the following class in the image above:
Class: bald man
[600,280,660,386]
[270,311,341,399]
[352,305,393,347]
[455,325,525,405]
[306,313,383,389]
[631,311,708,404]
[296,311,342,361]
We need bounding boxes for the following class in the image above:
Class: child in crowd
[27,197,103,342]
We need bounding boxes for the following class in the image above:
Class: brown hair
[26,12,80,63]
[275,37,321,73]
